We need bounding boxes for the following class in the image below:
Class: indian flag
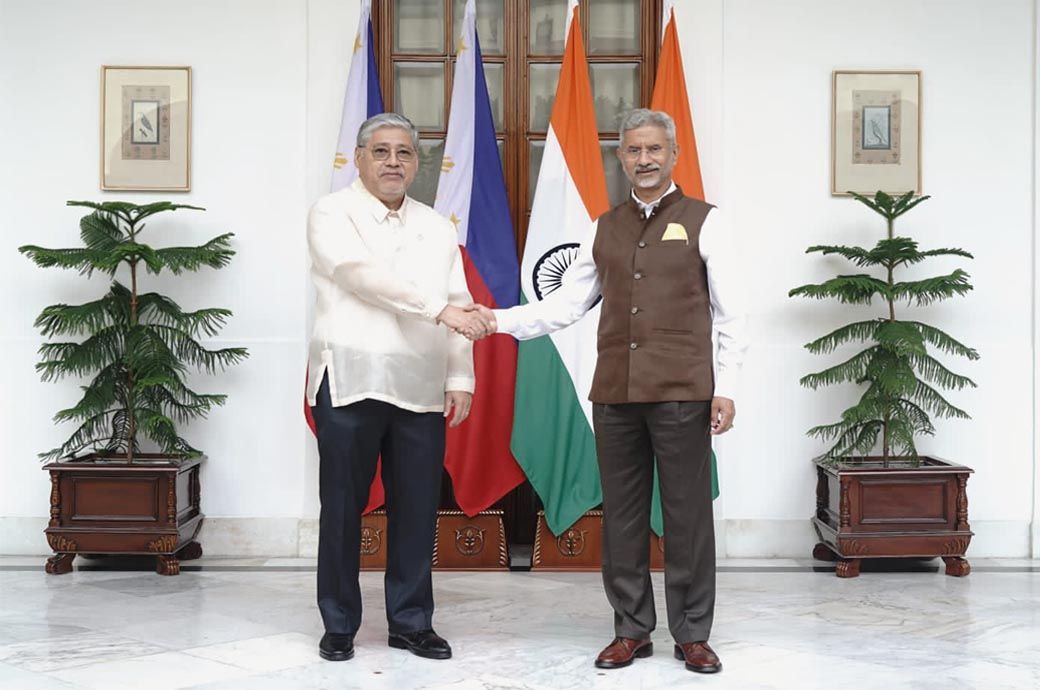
[511,1,610,536]
[652,0,720,501]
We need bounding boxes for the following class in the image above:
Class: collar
[351,178,410,225]
[629,181,680,218]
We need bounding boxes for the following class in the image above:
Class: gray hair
[618,108,677,148]
[356,112,420,151]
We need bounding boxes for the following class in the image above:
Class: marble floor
[0,557,1037,690]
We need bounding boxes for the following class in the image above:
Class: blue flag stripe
[366,18,384,116]
[466,31,518,309]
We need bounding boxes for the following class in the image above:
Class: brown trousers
[592,401,715,643]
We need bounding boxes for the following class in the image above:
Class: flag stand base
[531,510,666,571]
[433,510,509,570]
[359,509,508,571]
[359,510,388,571]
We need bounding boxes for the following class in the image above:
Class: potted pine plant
[19,201,247,575]
[789,191,977,578]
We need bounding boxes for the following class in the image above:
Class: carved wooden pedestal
[44,454,204,576]
[358,509,509,571]
[433,510,508,570]
[812,456,973,578]
[532,510,666,571]
[359,510,388,571]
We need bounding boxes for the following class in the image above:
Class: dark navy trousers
[312,375,445,635]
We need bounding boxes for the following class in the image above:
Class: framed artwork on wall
[831,70,921,196]
[100,66,191,191]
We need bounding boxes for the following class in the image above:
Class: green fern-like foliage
[789,191,978,464]
[19,201,248,462]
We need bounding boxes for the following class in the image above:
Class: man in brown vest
[477,109,747,674]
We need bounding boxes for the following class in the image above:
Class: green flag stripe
[511,304,721,537]
[650,451,719,535]
[511,331,602,536]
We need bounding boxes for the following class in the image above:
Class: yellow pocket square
[661,223,688,243]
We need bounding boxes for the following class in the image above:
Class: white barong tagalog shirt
[307,179,475,413]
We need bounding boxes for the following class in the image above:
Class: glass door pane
[528,63,561,132]
[411,139,446,205]
[600,142,629,207]
[588,0,641,54]
[453,0,505,54]
[529,0,567,55]
[485,63,505,132]
[589,63,639,132]
[395,63,446,131]
[528,140,545,208]
[395,0,445,53]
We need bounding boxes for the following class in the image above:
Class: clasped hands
[436,304,497,341]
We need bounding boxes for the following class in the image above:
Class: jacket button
[638,241,647,248]
[630,342,638,350]
[631,306,639,314]
[634,272,642,280]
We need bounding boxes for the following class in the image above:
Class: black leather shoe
[319,633,355,661]
[388,629,452,659]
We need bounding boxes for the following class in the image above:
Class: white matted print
[101,66,190,191]
[832,70,920,196]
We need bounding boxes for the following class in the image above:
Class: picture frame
[100,65,191,191]
[831,70,921,196]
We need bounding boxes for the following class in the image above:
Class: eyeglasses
[365,145,417,163]
[620,145,668,159]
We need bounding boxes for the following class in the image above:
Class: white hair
[356,113,420,150]
[618,109,677,148]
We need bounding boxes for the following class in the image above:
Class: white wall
[0,0,312,553]
[714,0,1036,556]
[1,0,1036,557]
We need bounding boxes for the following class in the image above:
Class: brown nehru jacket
[589,186,716,404]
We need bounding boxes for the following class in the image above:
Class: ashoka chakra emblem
[533,243,580,301]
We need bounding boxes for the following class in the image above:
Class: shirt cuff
[425,298,449,323]
[492,308,517,336]
[445,376,475,394]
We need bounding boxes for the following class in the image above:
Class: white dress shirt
[307,178,475,412]
[495,183,748,400]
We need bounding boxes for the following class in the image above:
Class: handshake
[436,303,497,341]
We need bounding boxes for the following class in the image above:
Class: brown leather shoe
[674,641,722,673]
[594,637,653,669]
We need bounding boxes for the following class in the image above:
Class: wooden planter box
[360,509,508,571]
[812,456,973,578]
[43,454,204,576]
[532,510,666,571]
